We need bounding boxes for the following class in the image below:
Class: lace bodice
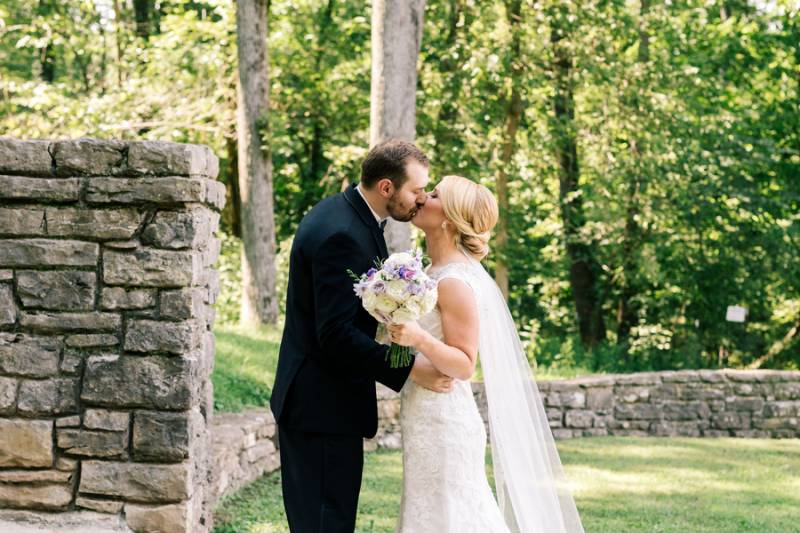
[417,260,481,341]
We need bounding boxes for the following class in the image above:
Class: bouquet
[349,250,438,368]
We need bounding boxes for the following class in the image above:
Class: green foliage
[2,0,798,373]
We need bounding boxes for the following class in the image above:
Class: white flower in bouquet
[348,249,438,367]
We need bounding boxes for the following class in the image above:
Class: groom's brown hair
[360,139,429,190]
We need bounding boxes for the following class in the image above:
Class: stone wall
[369,369,800,448]
[0,137,225,533]
[209,409,280,505]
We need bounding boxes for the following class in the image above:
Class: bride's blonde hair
[437,175,499,260]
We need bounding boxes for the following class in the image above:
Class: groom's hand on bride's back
[409,356,453,393]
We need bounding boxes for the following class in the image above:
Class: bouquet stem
[387,343,413,368]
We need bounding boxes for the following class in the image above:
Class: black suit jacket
[270,183,415,437]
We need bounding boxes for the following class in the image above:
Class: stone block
[586,387,614,410]
[0,483,72,510]
[560,391,586,408]
[17,377,79,415]
[0,469,74,484]
[202,234,222,268]
[124,501,192,533]
[124,319,201,354]
[55,457,78,471]
[764,401,800,418]
[82,354,194,410]
[56,428,128,458]
[615,372,662,386]
[0,418,53,467]
[0,333,61,377]
[0,238,98,267]
[103,239,140,249]
[65,333,119,348]
[662,401,710,420]
[0,208,45,235]
[16,270,96,310]
[727,397,766,413]
[52,138,125,176]
[84,408,131,431]
[86,177,206,205]
[104,248,200,287]
[651,420,702,437]
[160,288,206,320]
[101,287,156,310]
[59,352,84,375]
[45,207,144,240]
[76,497,125,514]
[20,311,120,332]
[204,179,226,210]
[141,207,215,249]
[80,460,192,502]
[133,410,196,462]
[565,410,594,429]
[0,138,52,174]
[0,176,80,201]
[0,283,16,325]
[616,386,651,403]
[712,412,744,429]
[127,141,218,178]
[0,376,16,414]
[55,415,81,428]
[699,370,726,383]
[661,370,701,383]
[614,404,662,420]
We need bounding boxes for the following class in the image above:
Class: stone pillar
[0,137,225,532]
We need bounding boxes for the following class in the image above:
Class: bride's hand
[387,321,427,348]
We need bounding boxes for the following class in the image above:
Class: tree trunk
[236,0,279,326]
[617,0,650,345]
[370,0,427,253]
[112,0,125,86]
[133,0,152,39]
[433,0,471,151]
[550,8,606,349]
[223,134,242,238]
[494,0,523,300]
[40,42,55,82]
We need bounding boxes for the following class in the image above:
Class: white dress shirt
[355,184,388,226]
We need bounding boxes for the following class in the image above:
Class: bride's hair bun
[437,175,499,260]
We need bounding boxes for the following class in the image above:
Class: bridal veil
[468,253,585,533]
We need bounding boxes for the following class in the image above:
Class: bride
[387,175,584,533]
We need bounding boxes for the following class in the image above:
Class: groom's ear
[376,178,395,198]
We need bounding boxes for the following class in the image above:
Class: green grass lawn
[212,437,800,533]
[211,324,281,412]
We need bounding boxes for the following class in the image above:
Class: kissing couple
[271,139,584,533]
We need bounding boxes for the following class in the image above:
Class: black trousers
[278,424,364,533]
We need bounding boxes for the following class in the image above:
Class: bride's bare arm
[388,278,478,381]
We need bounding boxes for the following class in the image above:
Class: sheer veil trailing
[462,248,585,533]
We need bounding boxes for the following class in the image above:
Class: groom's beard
[387,195,422,222]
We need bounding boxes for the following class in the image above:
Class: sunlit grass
[211,323,281,412]
[212,437,800,533]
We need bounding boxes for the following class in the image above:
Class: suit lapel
[343,183,389,261]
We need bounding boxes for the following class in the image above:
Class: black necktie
[379,219,387,232]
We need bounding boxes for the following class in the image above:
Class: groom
[271,139,454,532]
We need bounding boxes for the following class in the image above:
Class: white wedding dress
[396,260,510,533]
[395,250,585,533]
